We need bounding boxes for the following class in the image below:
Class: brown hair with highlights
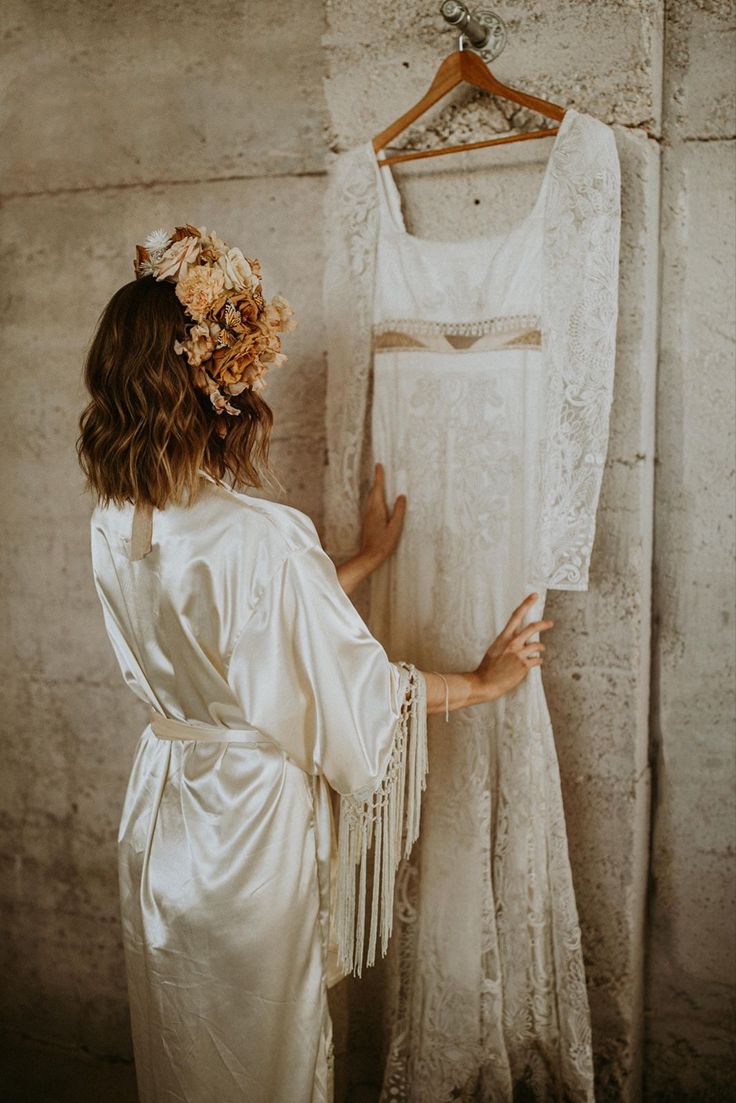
[76,275,273,508]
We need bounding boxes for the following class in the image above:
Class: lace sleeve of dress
[533,114,622,591]
[335,661,427,978]
[322,143,379,562]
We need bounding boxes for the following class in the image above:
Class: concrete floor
[0,1033,138,1103]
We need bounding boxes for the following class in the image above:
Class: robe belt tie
[149,709,271,747]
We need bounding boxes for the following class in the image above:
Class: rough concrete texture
[644,1,736,1099]
[323,0,664,142]
[0,1,733,1101]
[1,0,327,194]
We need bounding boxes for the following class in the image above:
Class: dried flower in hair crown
[133,224,297,428]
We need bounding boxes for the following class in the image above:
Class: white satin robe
[89,469,427,1103]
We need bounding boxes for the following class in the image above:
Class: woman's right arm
[420,592,553,715]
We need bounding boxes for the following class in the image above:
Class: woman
[77,225,553,1103]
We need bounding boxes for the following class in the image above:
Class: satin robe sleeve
[227,537,427,975]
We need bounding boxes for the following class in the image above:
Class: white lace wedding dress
[322,108,621,1102]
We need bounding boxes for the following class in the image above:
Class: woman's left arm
[336,463,406,596]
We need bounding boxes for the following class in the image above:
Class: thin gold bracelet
[429,671,450,722]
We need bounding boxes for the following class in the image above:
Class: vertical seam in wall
[642,1,671,1096]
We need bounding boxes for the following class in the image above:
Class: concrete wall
[0,2,733,1100]
[645,2,736,1099]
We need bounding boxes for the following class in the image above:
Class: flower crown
[133,224,296,428]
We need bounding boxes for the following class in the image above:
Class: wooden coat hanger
[372,46,566,167]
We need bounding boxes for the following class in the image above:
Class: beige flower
[224,380,250,395]
[203,229,228,254]
[154,236,202,282]
[216,247,257,292]
[247,256,262,283]
[209,388,241,416]
[265,294,297,332]
[174,321,217,367]
[249,367,270,392]
[176,266,226,322]
[191,363,209,391]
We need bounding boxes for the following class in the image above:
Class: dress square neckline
[371,106,577,250]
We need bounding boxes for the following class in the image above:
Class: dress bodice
[370,108,580,326]
[323,105,621,590]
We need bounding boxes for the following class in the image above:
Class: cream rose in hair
[154,235,202,282]
[217,247,257,292]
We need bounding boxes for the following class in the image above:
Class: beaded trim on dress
[373,313,539,337]
[373,315,542,353]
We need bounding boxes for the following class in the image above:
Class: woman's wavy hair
[77,275,273,508]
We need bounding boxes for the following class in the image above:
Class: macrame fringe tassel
[335,662,428,978]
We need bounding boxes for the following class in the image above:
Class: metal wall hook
[439,1,507,62]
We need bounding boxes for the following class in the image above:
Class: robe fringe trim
[335,661,427,978]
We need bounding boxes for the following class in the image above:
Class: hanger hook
[439,2,507,62]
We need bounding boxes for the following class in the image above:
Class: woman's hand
[359,462,406,567]
[421,593,553,716]
[336,464,407,596]
[474,592,553,702]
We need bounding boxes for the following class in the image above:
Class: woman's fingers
[359,462,407,561]
[501,592,540,639]
[364,463,388,522]
[373,463,404,520]
[373,463,388,507]
[366,463,381,499]
[514,619,554,646]
[389,493,407,527]
[368,465,380,502]
[373,463,407,531]
[384,495,407,551]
